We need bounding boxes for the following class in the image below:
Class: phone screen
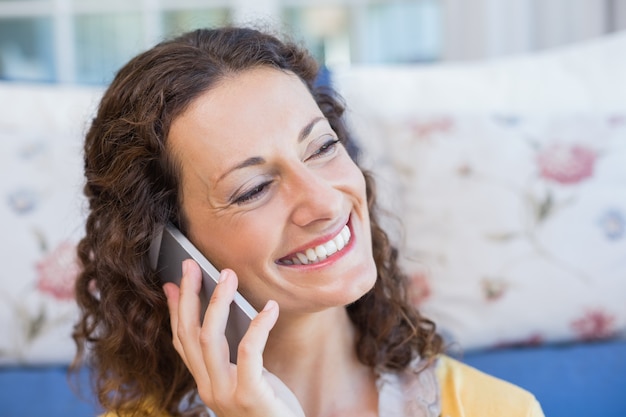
[150,223,257,363]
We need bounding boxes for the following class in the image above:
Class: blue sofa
[3,339,626,416]
[463,339,626,417]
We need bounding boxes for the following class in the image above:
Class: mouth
[277,223,352,266]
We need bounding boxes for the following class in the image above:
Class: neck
[263,307,378,417]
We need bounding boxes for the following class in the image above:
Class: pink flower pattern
[571,308,617,341]
[408,117,454,141]
[407,271,432,306]
[495,333,544,349]
[536,143,596,185]
[405,116,624,349]
[35,241,80,301]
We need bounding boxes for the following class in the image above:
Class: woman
[73,27,544,417]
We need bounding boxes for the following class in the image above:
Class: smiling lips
[278,225,352,266]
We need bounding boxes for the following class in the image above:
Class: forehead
[167,67,323,182]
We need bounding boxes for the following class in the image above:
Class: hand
[164,259,305,417]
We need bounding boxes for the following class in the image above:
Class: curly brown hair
[73,26,442,416]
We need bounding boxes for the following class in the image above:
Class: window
[0,0,442,85]
[0,16,55,82]
[283,0,441,66]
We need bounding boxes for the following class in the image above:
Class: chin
[345,260,378,305]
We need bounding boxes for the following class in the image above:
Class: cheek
[196,218,270,271]
[189,219,277,311]
[202,210,284,285]
[213,222,280,311]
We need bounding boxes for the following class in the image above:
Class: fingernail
[181,259,188,276]
[218,269,229,283]
[263,300,277,312]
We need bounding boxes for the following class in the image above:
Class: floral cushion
[0,83,101,364]
[334,32,626,350]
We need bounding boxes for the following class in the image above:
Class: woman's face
[168,67,376,315]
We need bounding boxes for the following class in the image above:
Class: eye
[306,138,340,161]
[233,181,272,205]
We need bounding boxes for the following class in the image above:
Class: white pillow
[0,83,101,365]
[334,31,626,351]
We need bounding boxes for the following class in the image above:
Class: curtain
[440,0,626,60]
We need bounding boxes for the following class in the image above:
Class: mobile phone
[149,223,258,364]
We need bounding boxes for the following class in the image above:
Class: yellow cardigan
[438,356,544,417]
[102,355,544,417]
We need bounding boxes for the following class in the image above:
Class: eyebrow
[217,116,328,182]
[298,116,326,143]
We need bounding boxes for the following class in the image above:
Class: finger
[175,259,211,385]
[236,300,279,392]
[163,282,189,366]
[199,268,239,390]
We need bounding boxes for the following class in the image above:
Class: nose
[286,164,343,228]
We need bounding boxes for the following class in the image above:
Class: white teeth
[324,239,338,256]
[333,233,345,250]
[341,226,351,243]
[296,252,309,265]
[285,225,351,266]
[315,245,328,260]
